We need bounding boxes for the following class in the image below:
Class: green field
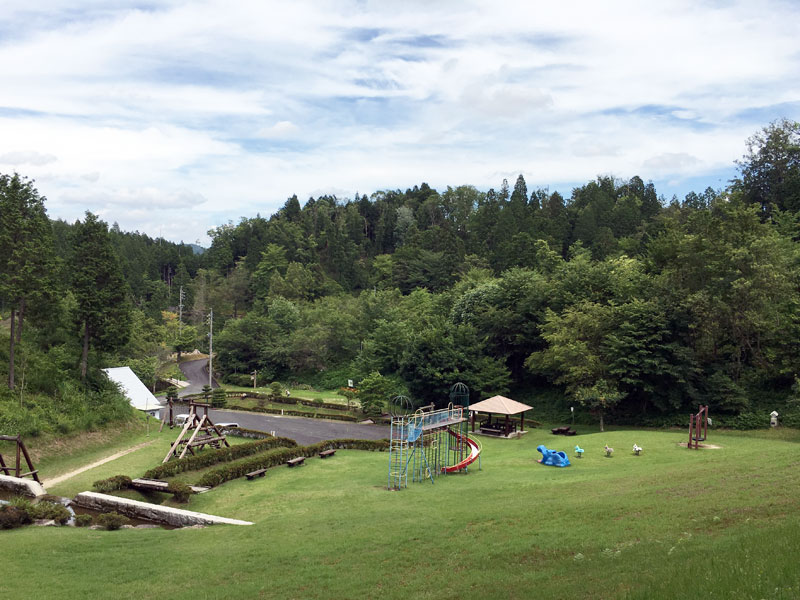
[2,424,799,599]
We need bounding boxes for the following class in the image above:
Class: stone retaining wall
[73,491,253,527]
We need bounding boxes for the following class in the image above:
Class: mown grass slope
[2,426,799,599]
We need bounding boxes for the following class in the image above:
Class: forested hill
[2,119,800,429]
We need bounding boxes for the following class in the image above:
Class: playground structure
[689,405,709,450]
[162,402,230,463]
[387,403,481,490]
[0,435,39,482]
[537,445,570,467]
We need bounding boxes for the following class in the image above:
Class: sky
[1,1,799,245]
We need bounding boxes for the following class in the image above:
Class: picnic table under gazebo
[469,395,533,438]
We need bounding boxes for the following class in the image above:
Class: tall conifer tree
[70,212,131,380]
[0,173,57,389]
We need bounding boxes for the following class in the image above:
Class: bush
[96,512,129,531]
[227,404,359,421]
[167,481,192,503]
[92,475,133,493]
[0,505,32,529]
[224,373,252,387]
[269,381,284,400]
[28,501,71,525]
[211,387,227,408]
[142,436,298,479]
[74,514,93,527]
[196,438,389,488]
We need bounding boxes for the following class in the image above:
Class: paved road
[161,406,389,445]
[171,358,388,443]
[177,357,218,397]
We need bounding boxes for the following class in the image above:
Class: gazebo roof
[469,395,532,415]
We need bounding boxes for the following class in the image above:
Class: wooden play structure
[689,405,709,449]
[162,402,230,463]
[0,434,40,482]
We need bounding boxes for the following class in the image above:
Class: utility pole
[207,308,213,390]
[178,286,185,336]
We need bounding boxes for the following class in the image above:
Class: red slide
[442,429,482,473]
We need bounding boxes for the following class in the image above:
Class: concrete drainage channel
[1,475,252,528]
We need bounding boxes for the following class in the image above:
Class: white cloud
[257,121,299,138]
[0,0,797,242]
[0,151,57,166]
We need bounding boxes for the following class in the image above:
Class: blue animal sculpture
[537,444,571,467]
[574,444,584,458]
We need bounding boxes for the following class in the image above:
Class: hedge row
[226,404,359,422]
[93,475,133,493]
[221,426,274,439]
[142,436,298,479]
[196,438,390,488]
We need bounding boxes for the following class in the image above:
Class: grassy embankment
[2,421,799,599]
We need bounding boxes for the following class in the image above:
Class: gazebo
[469,395,533,438]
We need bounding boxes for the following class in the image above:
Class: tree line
[1,119,799,430]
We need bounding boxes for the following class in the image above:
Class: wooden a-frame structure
[162,402,230,463]
[0,435,40,482]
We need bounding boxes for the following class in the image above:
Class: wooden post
[471,411,475,432]
[16,435,21,478]
[18,438,39,482]
[521,412,525,433]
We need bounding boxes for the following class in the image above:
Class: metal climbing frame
[387,403,473,490]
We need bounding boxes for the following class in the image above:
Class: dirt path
[43,440,156,489]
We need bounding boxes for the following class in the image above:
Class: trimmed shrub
[167,481,192,503]
[227,404,358,422]
[28,501,71,525]
[0,505,32,529]
[223,427,274,439]
[74,514,93,527]
[142,436,298,479]
[96,512,129,531]
[211,387,227,408]
[196,438,389,488]
[93,475,133,493]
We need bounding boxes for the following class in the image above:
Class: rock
[72,492,252,527]
[135,524,162,529]
[181,524,207,529]
[33,519,57,527]
[89,525,104,530]
[120,524,135,529]
[0,474,47,498]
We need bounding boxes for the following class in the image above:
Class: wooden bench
[481,427,503,435]
[287,456,305,468]
[246,468,267,480]
[319,449,336,459]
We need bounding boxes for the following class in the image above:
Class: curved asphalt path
[177,357,218,397]
[171,357,389,444]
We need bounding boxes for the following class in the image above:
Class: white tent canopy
[102,367,162,414]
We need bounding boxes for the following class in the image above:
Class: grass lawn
[222,396,359,418]
[2,425,799,599]
[225,385,359,408]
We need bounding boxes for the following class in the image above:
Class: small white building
[102,366,162,418]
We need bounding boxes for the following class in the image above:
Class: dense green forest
[2,119,800,434]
